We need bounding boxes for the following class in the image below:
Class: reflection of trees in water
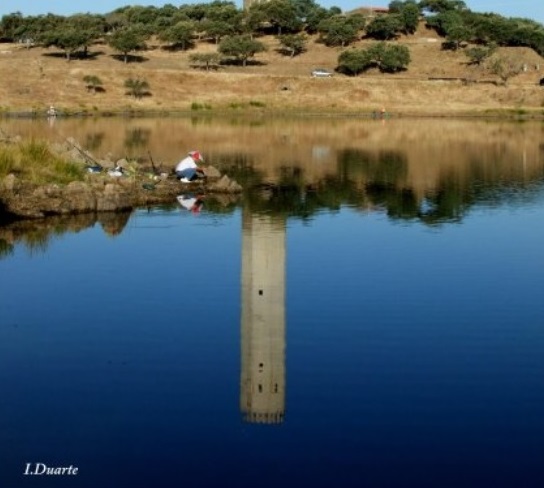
[85,132,105,152]
[124,128,151,155]
[220,147,544,224]
[0,213,110,259]
[97,211,131,237]
[338,148,408,186]
[215,153,267,191]
[0,238,13,258]
[2,146,544,253]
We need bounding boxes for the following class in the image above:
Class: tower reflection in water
[240,211,286,424]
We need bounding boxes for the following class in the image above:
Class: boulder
[203,165,221,178]
[96,182,132,212]
[65,181,96,212]
[1,174,18,192]
[208,175,243,193]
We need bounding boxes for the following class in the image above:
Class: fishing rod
[148,150,160,175]
[64,137,103,172]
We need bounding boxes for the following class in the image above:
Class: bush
[124,78,150,99]
[190,102,212,110]
[83,75,103,93]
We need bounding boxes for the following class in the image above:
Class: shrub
[83,75,104,93]
[124,78,151,99]
[190,102,212,110]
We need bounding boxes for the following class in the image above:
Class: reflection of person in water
[46,105,57,127]
[177,194,204,213]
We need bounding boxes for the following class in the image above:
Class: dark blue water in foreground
[1,192,544,488]
[3,96,544,488]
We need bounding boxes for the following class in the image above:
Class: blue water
[2,112,544,488]
[1,195,544,488]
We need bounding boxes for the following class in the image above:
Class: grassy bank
[0,140,85,185]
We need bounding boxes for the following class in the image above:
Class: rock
[1,174,18,192]
[99,159,115,169]
[203,165,221,178]
[65,181,96,212]
[96,182,132,212]
[208,175,243,193]
[228,180,243,192]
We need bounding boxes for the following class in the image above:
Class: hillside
[0,21,543,117]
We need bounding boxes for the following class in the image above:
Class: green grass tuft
[0,140,85,184]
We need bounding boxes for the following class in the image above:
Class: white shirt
[177,195,197,210]
[175,156,197,172]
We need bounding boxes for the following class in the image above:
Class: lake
[1,116,544,488]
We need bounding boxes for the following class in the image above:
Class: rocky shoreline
[0,172,241,220]
[0,136,242,221]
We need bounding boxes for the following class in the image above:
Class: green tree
[464,44,495,65]
[67,13,106,37]
[261,0,302,35]
[242,6,268,36]
[318,14,363,47]
[365,15,402,40]
[124,78,150,99]
[369,42,411,72]
[178,4,208,22]
[337,42,410,74]
[41,26,95,61]
[290,0,320,21]
[201,19,237,44]
[108,27,147,63]
[337,48,372,75]
[189,52,222,71]
[17,14,65,46]
[218,35,266,66]
[278,33,307,57]
[158,21,195,50]
[488,55,522,85]
[0,12,24,41]
[398,2,420,34]
[105,11,129,32]
[205,1,243,27]
[305,7,336,34]
[444,23,472,49]
[123,5,161,26]
[66,14,106,56]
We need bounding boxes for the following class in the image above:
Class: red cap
[189,150,203,162]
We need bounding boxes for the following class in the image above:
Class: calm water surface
[1,117,544,488]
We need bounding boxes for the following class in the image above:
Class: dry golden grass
[1,21,544,117]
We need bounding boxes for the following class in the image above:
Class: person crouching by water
[175,150,206,182]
